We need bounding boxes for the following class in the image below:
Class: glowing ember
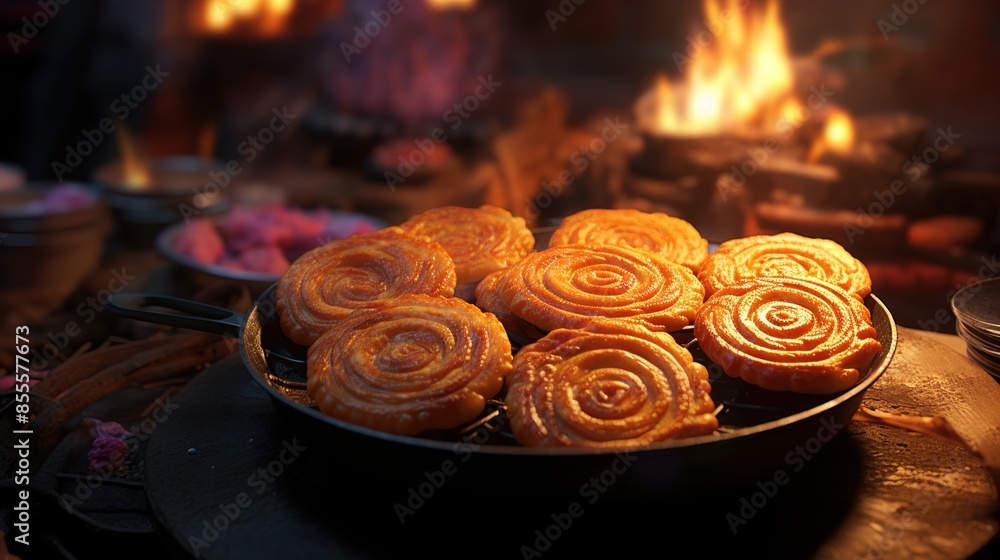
[116,125,151,190]
[426,0,476,9]
[807,108,855,162]
[203,0,295,35]
[636,0,795,136]
[779,97,804,127]
[823,109,855,153]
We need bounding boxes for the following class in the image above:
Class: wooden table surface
[141,327,1000,560]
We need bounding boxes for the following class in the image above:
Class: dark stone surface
[145,329,999,560]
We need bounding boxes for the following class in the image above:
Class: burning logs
[622,133,758,225]
[749,155,839,207]
[621,0,991,258]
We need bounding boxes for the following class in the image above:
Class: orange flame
[807,108,855,162]
[203,0,294,35]
[637,0,795,136]
[115,124,151,190]
[823,109,855,152]
[426,0,476,9]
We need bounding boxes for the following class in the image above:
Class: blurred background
[5,4,1000,557]
[1,0,999,328]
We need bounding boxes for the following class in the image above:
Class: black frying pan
[108,285,897,499]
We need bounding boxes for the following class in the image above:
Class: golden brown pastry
[399,205,535,283]
[307,295,512,435]
[698,232,871,299]
[505,323,718,449]
[694,277,882,394]
[277,227,456,345]
[474,269,546,342]
[550,208,709,272]
[497,244,704,333]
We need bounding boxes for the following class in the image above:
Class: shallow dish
[953,278,1000,337]
[156,210,386,296]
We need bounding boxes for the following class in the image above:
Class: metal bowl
[0,181,109,232]
[94,156,231,248]
[0,183,111,319]
[156,210,386,297]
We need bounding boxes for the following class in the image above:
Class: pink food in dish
[14,183,97,214]
[217,205,257,240]
[223,204,290,252]
[217,257,246,271]
[173,204,381,276]
[284,209,330,247]
[43,183,97,212]
[173,219,226,265]
[238,245,290,275]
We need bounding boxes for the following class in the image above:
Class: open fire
[193,0,473,36]
[199,0,296,36]
[808,107,855,162]
[116,125,151,190]
[426,0,477,9]
[634,0,855,158]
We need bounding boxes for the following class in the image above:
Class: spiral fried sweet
[399,205,535,283]
[698,232,871,299]
[505,323,718,449]
[498,244,704,333]
[307,295,512,435]
[550,208,709,272]
[277,227,456,345]
[694,277,882,394]
[474,270,545,342]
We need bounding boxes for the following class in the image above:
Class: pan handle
[106,294,244,338]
